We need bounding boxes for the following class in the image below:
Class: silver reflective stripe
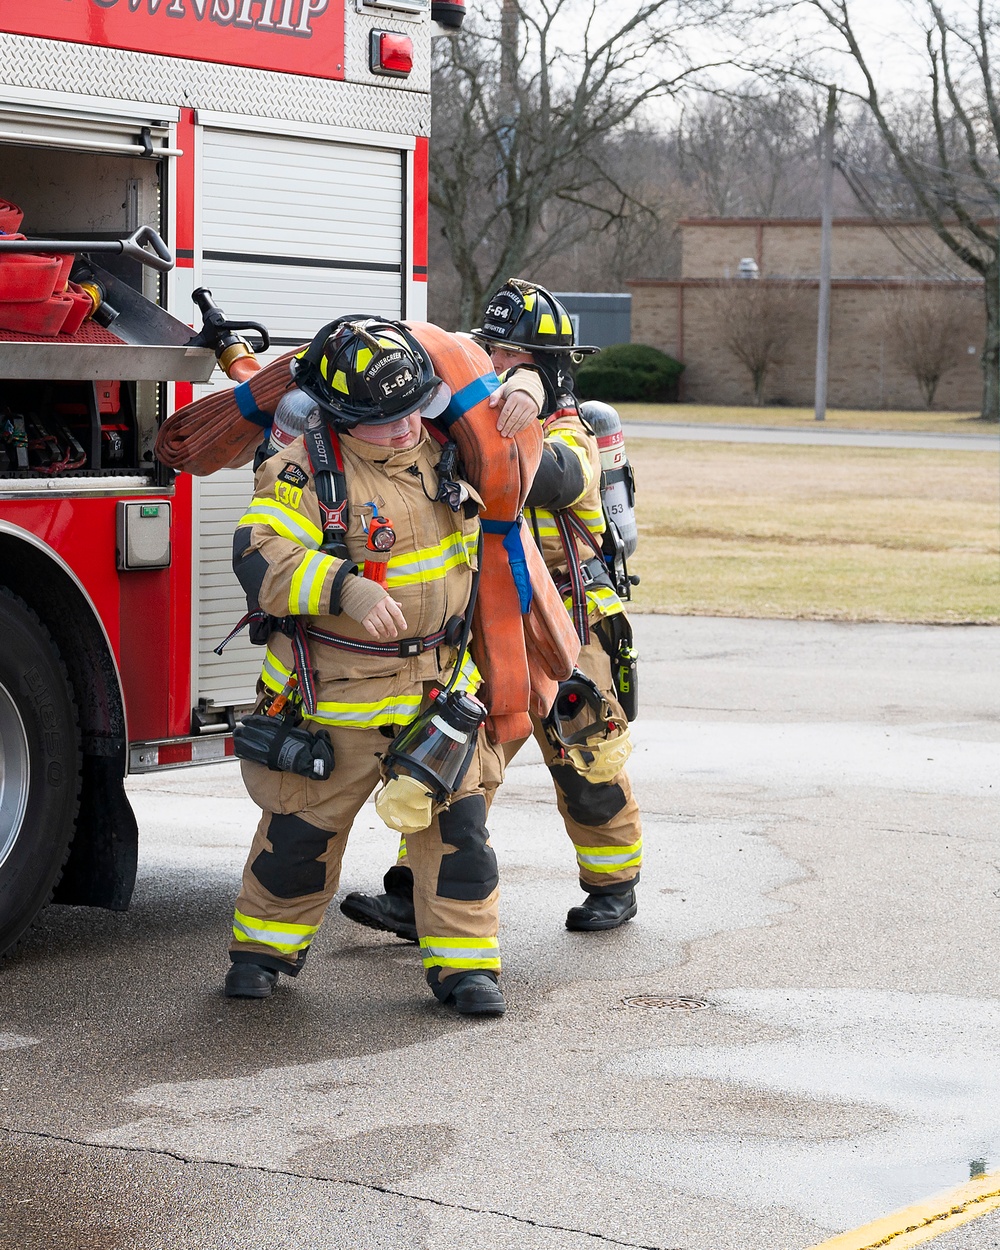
[422,941,498,960]
[244,501,321,550]
[233,917,314,950]
[576,847,642,867]
[290,549,333,614]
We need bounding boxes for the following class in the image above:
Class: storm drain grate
[622,994,712,1011]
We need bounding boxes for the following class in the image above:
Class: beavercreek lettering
[84,0,330,37]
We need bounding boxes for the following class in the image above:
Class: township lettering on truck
[0,0,460,957]
[0,0,342,77]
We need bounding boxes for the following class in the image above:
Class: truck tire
[0,587,82,956]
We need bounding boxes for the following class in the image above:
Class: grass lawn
[626,439,1000,624]
[617,402,995,437]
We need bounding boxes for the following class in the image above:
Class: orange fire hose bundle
[406,322,580,742]
[154,349,301,475]
[153,322,579,742]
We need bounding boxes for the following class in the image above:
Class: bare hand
[489,385,540,438]
[361,596,408,639]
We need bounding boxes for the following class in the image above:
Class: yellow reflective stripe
[289,549,336,615]
[562,584,624,619]
[531,507,605,538]
[261,651,464,728]
[239,498,323,549]
[261,649,291,692]
[420,934,501,970]
[385,531,470,588]
[232,909,319,953]
[573,839,642,872]
[306,693,424,729]
[442,650,481,694]
[547,428,594,488]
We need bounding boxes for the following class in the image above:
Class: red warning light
[370,31,413,78]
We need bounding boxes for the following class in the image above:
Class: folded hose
[154,348,302,475]
[406,322,580,741]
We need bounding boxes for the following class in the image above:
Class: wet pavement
[1,615,998,1250]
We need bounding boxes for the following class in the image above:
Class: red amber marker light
[371,32,413,77]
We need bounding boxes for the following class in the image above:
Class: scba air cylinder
[580,400,637,557]
[268,386,320,453]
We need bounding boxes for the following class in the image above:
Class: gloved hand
[489,369,544,437]
[338,574,408,639]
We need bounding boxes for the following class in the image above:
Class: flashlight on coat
[363,510,395,584]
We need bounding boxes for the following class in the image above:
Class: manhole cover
[622,994,712,1011]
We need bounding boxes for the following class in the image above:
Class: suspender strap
[214,611,318,716]
[554,512,590,646]
[566,509,604,558]
[214,610,266,655]
[289,620,318,717]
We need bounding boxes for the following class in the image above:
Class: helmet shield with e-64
[290,316,449,430]
[472,278,599,356]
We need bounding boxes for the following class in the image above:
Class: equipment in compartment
[0,379,137,476]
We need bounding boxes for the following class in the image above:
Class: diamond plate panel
[0,33,430,136]
[346,8,431,93]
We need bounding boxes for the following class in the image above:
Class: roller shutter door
[194,128,404,708]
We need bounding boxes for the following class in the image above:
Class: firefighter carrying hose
[341,281,642,939]
[223,317,515,1015]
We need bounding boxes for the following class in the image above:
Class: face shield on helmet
[542,670,632,786]
[471,278,600,357]
[290,316,451,431]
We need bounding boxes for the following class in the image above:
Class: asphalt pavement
[2,615,999,1250]
[621,420,1000,451]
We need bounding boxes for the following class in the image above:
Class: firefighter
[223,317,522,1015]
[341,281,642,939]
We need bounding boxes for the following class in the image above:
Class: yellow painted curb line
[806,1170,1000,1249]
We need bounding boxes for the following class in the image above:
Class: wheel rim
[0,680,30,870]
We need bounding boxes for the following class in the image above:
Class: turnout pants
[395,628,641,896]
[230,712,506,995]
[532,627,642,895]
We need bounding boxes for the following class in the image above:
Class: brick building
[628,218,985,410]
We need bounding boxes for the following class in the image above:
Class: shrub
[575,342,684,403]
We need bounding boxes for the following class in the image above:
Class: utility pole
[497,0,519,205]
[814,86,837,422]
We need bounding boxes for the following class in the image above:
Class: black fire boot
[566,886,638,932]
[339,865,418,943]
[224,961,279,998]
[441,971,506,1017]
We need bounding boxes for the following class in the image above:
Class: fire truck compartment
[0,262,215,382]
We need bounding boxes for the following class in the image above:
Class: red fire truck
[0,0,460,955]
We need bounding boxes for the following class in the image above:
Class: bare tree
[882,285,977,407]
[429,0,738,329]
[714,279,806,403]
[774,0,1000,421]
[676,84,836,217]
